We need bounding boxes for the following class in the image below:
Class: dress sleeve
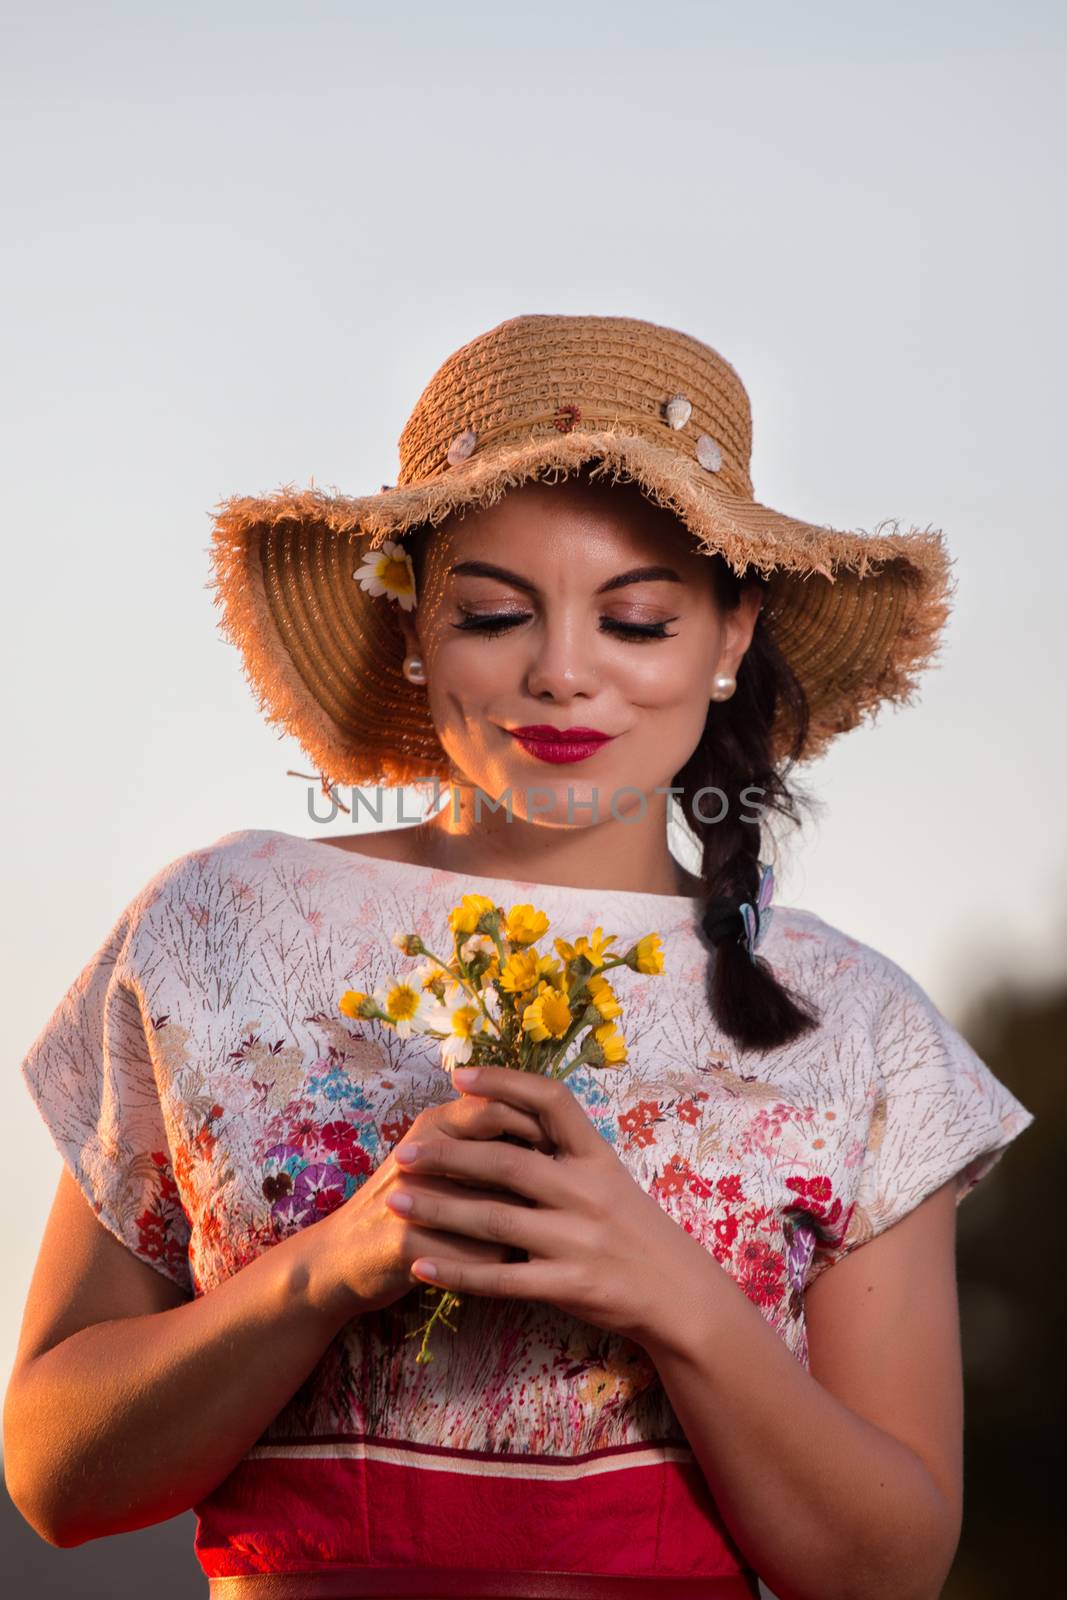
[20,897,193,1292]
[819,960,1035,1273]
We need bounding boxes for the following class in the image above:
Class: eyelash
[452,612,678,642]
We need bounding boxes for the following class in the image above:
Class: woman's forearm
[639,1257,956,1600]
[3,1227,357,1546]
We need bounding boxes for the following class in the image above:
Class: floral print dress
[19,828,1034,1597]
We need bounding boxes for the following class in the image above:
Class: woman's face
[399,477,762,828]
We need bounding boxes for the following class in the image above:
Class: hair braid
[674,569,821,1051]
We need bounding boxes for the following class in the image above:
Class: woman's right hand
[302,1083,554,1321]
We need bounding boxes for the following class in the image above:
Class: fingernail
[395,1143,421,1163]
[388,1192,414,1213]
[415,1259,439,1278]
[452,1068,480,1087]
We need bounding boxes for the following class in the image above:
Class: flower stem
[421,942,503,1041]
[406,1286,465,1365]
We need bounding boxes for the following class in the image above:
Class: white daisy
[412,957,464,997]
[373,977,438,1039]
[425,992,489,1068]
[458,932,497,965]
[353,540,417,611]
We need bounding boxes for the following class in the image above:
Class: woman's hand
[304,1078,554,1322]
[379,1065,712,1349]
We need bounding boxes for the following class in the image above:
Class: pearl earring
[710,672,736,702]
[402,655,426,684]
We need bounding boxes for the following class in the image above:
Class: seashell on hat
[208,312,955,788]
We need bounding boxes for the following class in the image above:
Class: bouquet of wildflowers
[338,893,664,1363]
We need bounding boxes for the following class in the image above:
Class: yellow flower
[499,948,541,993]
[585,973,622,1021]
[522,985,573,1042]
[500,951,563,1005]
[633,933,664,975]
[449,893,497,937]
[504,904,550,946]
[338,989,371,1019]
[594,1021,628,1065]
[554,926,617,969]
[535,953,565,987]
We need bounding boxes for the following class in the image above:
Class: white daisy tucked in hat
[353,539,417,610]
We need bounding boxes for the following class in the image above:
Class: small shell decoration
[352,539,417,611]
[553,403,582,433]
[665,393,692,430]
[446,428,478,466]
[695,434,723,473]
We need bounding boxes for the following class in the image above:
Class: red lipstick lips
[507,725,616,764]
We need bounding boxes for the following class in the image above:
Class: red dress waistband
[207,1568,762,1599]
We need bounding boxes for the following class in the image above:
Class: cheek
[423,638,506,708]
[421,630,716,715]
[612,645,717,766]
[420,643,508,762]
[620,641,715,709]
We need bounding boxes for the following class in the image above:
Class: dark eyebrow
[447,561,684,594]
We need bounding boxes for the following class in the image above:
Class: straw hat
[208,312,955,786]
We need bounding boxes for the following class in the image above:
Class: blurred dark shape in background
[1,1496,201,1592]
[942,969,1062,1597]
[2,972,1059,1596]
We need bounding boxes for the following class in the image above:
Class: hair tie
[703,862,775,963]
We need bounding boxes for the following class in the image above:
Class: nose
[524,612,600,702]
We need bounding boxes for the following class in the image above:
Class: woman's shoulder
[106,828,322,943]
[763,903,987,1077]
[768,903,1017,1097]
[767,903,923,999]
[121,825,277,899]
[132,827,337,891]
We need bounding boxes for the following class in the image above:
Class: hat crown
[395,313,755,499]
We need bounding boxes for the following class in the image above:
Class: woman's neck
[342,787,705,899]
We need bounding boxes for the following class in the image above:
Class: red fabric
[195,1448,754,1587]
[207,1570,759,1597]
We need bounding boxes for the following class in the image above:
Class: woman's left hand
[384,1064,717,1348]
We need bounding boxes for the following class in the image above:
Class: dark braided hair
[671,555,820,1052]
[401,466,821,1054]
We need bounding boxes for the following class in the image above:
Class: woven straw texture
[208,313,956,786]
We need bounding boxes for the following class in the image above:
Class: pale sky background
[2,1,1065,1401]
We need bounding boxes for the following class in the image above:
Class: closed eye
[451,612,679,642]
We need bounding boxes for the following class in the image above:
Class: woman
[6,314,1034,1600]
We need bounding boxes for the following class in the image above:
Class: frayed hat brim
[208,427,955,786]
